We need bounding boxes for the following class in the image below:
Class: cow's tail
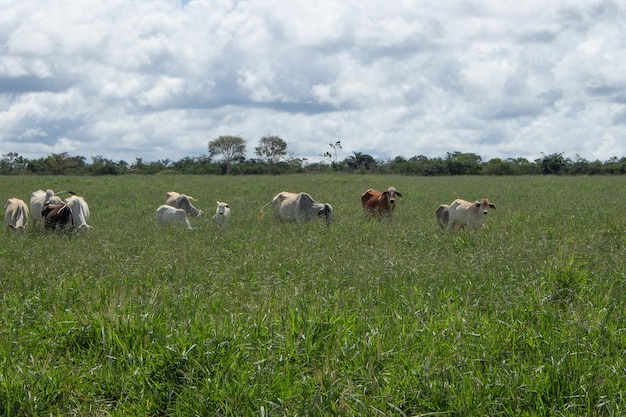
[258,200,272,218]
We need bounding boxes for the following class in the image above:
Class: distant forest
[2,151,625,176]
[2,136,626,176]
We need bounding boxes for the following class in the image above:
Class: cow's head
[178,195,204,217]
[382,186,402,205]
[216,201,230,216]
[475,199,496,216]
[318,203,333,225]
[43,189,56,205]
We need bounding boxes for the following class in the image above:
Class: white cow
[261,191,333,225]
[29,189,63,228]
[213,201,231,227]
[65,195,93,231]
[447,198,496,231]
[4,198,29,231]
[156,205,192,229]
[165,191,204,217]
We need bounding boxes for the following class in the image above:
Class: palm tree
[345,151,376,170]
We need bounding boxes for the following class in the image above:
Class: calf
[447,198,496,231]
[156,205,192,229]
[361,186,402,218]
[213,201,231,227]
[435,204,450,229]
[4,198,29,231]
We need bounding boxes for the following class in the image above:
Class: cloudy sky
[1,0,625,164]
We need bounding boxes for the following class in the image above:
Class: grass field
[1,174,625,416]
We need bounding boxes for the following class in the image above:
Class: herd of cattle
[3,185,496,232]
[5,189,92,232]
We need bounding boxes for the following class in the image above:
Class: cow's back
[272,192,298,219]
[156,205,191,228]
[448,199,469,218]
[30,190,62,228]
[361,189,381,208]
[66,196,92,230]
[277,193,301,221]
[5,198,29,229]
[42,203,74,230]
[29,190,46,227]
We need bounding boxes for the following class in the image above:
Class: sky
[1,0,625,164]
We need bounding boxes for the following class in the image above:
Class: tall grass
[1,174,625,416]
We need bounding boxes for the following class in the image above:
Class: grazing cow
[42,202,74,231]
[156,205,192,229]
[435,204,450,229]
[65,195,93,231]
[30,189,75,227]
[260,191,333,225]
[4,198,29,231]
[447,198,496,231]
[165,191,204,217]
[30,189,63,228]
[213,201,231,228]
[361,186,403,218]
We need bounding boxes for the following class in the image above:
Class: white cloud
[0,0,625,163]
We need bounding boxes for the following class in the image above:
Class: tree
[46,152,86,175]
[345,151,376,170]
[1,152,29,174]
[445,151,482,175]
[89,155,127,175]
[322,141,342,166]
[536,152,566,175]
[208,135,246,174]
[255,136,288,164]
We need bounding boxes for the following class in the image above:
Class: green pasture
[1,174,625,416]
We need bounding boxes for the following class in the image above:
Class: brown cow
[361,186,402,218]
[42,202,75,231]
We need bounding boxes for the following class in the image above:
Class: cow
[447,198,496,231]
[4,198,29,231]
[361,186,402,219]
[213,201,231,228]
[260,191,333,225]
[65,195,93,231]
[435,204,450,229]
[156,205,192,229]
[42,202,75,231]
[30,189,63,228]
[165,191,204,217]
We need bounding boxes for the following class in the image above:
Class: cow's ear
[396,192,403,197]
[474,201,481,207]
[489,203,496,209]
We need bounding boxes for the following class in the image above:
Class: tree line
[2,135,626,176]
